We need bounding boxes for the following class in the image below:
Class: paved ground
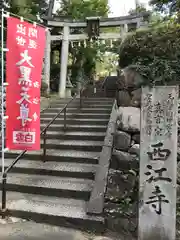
[0,222,120,240]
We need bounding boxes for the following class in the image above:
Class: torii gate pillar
[59,24,70,98]
[44,29,51,94]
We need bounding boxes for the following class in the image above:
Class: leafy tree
[55,0,109,84]
[58,0,109,19]
[10,0,48,20]
[119,22,180,86]
[150,0,177,13]
[0,0,8,10]
[96,52,119,76]
[150,0,180,22]
[129,3,164,27]
[129,3,148,15]
[0,0,48,84]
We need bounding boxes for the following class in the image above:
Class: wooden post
[44,29,51,94]
[139,86,179,240]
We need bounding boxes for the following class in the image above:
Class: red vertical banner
[6,17,46,150]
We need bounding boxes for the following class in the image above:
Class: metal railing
[41,96,77,162]
[1,84,86,216]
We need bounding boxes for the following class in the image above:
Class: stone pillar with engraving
[139,86,179,240]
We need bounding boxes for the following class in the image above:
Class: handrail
[41,95,77,162]
[1,80,90,216]
[1,105,50,214]
[2,96,76,176]
[1,104,52,183]
[41,97,75,135]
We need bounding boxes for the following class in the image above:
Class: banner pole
[1,9,5,175]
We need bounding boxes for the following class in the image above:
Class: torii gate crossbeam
[44,13,148,98]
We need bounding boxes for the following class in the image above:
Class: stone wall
[104,106,140,238]
[104,102,180,238]
[104,66,180,237]
[105,66,180,237]
[116,65,143,108]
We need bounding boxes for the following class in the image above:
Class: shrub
[119,22,180,86]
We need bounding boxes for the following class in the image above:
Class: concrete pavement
[0,222,118,240]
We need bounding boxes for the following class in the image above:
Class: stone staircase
[1,97,114,230]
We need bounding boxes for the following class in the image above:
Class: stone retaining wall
[104,106,140,237]
[104,103,180,238]
[111,107,140,171]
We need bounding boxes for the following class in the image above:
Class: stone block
[177,135,180,162]
[106,169,137,201]
[116,107,140,133]
[130,88,141,107]
[113,131,131,151]
[93,237,113,240]
[105,212,137,235]
[111,149,139,170]
[177,162,180,184]
[116,90,131,107]
[132,134,140,144]
[128,144,140,157]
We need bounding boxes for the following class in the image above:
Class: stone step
[1,97,112,231]
[1,173,93,200]
[45,98,112,103]
[44,131,106,141]
[40,124,107,132]
[2,192,104,230]
[40,112,110,119]
[79,97,113,101]
[45,108,111,114]
[51,97,113,102]
[52,100,113,105]
[40,139,103,152]
[1,159,96,179]
[41,118,109,126]
[82,103,111,108]
[5,150,99,164]
[0,222,104,239]
[50,103,113,109]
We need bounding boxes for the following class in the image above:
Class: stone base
[66,88,72,98]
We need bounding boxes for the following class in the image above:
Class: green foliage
[68,42,98,84]
[57,0,109,19]
[10,0,48,20]
[96,51,119,76]
[56,0,109,83]
[150,0,180,22]
[119,22,180,85]
[129,3,148,15]
[0,0,48,90]
[150,0,178,14]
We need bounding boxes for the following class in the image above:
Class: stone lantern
[66,74,73,97]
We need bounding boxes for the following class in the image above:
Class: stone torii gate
[44,13,148,98]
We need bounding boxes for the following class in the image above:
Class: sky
[108,0,150,17]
